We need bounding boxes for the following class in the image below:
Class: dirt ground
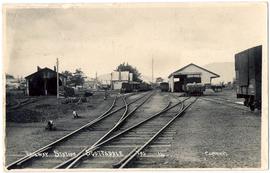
[5,89,262,168]
[6,93,107,123]
[167,89,261,168]
[5,92,117,164]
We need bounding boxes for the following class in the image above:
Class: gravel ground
[167,90,261,168]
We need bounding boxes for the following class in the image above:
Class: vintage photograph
[3,2,267,170]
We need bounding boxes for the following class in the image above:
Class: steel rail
[119,96,129,121]
[112,146,140,168]
[85,92,149,125]
[7,92,148,170]
[63,96,189,169]
[60,91,155,169]
[54,96,129,169]
[118,97,198,168]
[92,97,190,155]
[83,97,189,153]
[6,96,118,170]
[80,101,171,157]
[203,96,246,106]
[199,97,250,112]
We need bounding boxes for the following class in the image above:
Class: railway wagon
[132,83,140,92]
[185,83,205,96]
[121,82,152,93]
[160,82,169,92]
[121,83,133,93]
[180,75,205,95]
[235,45,262,111]
[138,82,152,91]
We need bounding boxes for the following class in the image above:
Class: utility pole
[152,57,154,84]
[56,58,59,99]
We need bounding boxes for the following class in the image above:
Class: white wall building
[111,71,133,90]
[97,71,133,90]
[168,63,220,92]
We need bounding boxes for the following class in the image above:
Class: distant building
[156,77,164,83]
[83,77,99,90]
[168,63,220,92]
[97,73,112,85]
[96,71,133,90]
[25,66,67,96]
[111,71,133,90]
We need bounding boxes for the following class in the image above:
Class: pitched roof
[25,67,66,79]
[168,63,220,78]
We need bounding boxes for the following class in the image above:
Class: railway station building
[25,66,67,96]
[168,63,220,92]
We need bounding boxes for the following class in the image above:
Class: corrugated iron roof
[168,63,220,78]
[25,67,67,79]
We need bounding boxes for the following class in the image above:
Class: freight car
[120,82,152,93]
[185,82,205,96]
[235,45,262,111]
[179,74,205,95]
[138,82,152,92]
[160,82,169,92]
[211,84,224,92]
[121,83,133,93]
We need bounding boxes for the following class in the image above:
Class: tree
[62,69,86,87]
[116,62,142,82]
[72,68,85,87]
[62,70,73,85]
[156,77,164,83]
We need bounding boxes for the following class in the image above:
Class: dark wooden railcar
[120,82,152,93]
[160,82,169,92]
[121,83,133,93]
[185,83,205,96]
[181,75,205,95]
[235,45,262,111]
[138,82,152,91]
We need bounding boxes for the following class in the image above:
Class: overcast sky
[4,3,267,80]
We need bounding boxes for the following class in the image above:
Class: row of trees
[116,62,142,82]
[62,69,86,87]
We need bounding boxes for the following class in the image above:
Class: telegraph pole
[56,58,59,99]
[152,57,154,84]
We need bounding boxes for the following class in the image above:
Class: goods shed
[25,67,67,96]
[168,63,220,92]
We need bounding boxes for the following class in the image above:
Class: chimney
[54,66,56,71]
[37,66,41,71]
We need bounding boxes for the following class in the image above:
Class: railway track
[7,91,197,169]
[6,97,35,110]
[199,97,253,112]
[117,98,196,169]
[6,91,153,169]
[54,93,197,169]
